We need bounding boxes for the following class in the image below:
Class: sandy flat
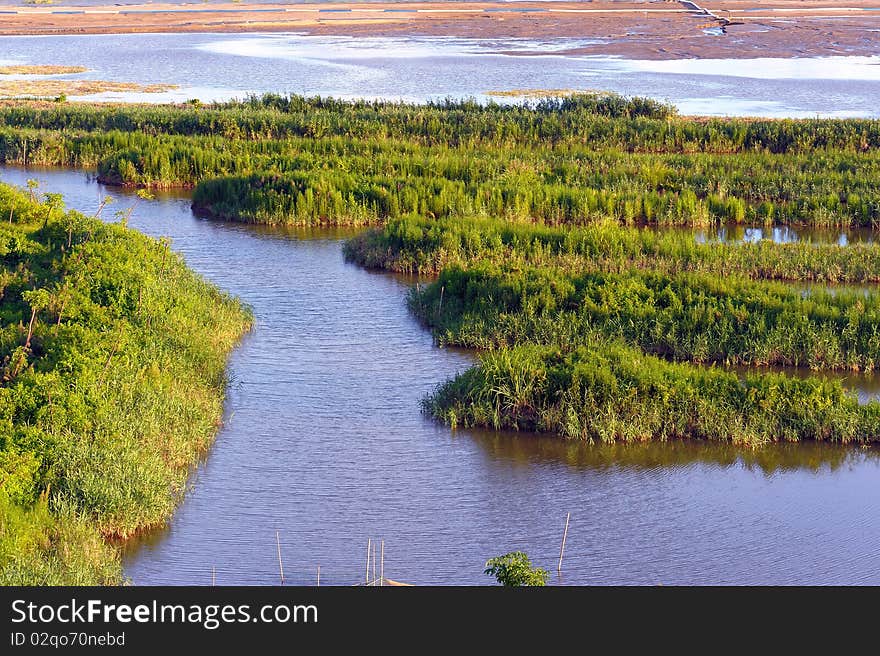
[0,1,878,59]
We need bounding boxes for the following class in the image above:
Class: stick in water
[366,538,371,585]
[558,513,571,573]
[276,531,285,585]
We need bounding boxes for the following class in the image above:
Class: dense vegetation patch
[1,95,879,227]
[0,183,251,584]
[409,264,880,370]
[344,214,880,282]
[426,342,880,444]
[3,93,880,450]
[1,93,877,150]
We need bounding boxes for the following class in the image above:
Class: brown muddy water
[4,165,880,585]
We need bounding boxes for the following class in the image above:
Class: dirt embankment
[0,1,878,59]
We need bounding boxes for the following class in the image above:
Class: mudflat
[1,1,879,59]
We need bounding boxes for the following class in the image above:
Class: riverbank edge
[0,181,254,585]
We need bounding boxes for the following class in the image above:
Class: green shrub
[0,183,252,583]
[484,552,549,587]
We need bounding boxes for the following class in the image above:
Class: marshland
[3,93,880,585]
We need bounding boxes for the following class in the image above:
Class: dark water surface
[4,165,880,585]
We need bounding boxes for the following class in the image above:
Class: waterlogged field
[3,94,880,584]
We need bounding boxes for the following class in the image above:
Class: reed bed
[1,93,878,152]
[344,215,880,283]
[410,264,880,370]
[0,183,252,584]
[425,342,880,445]
[0,95,878,227]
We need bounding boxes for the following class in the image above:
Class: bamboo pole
[558,513,570,573]
[276,531,285,585]
[380,541,385,587]
[365,538,371,585]
[317,565,320,587]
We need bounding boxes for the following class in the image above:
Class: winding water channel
[4,164,880,585]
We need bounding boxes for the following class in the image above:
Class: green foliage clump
[0,494,121,585]
[1,95,878,228]
[345,215,880,283]
[484,552,549,586]
[384,214,880,440]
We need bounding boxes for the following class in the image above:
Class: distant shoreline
[1,1,879,60]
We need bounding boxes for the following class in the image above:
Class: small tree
[26,179,39,202]
[42,192,64,228]
[116,189,154,227]
[22,288,52,351]
[95,195,115,219]
[484,552,548,587]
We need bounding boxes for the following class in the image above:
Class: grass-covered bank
[405,255,880,442]
[342,206,880,443]
[408,264,880,371]
[0,183,252,584]
[426,342,880,445]
[1,95,879,228]
[344,215,880,283]
[361,217,880,440]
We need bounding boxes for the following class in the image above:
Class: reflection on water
[688,224,876,245]
[4,164,880,585]
[466,428,878,475]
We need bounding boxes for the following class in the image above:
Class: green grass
[426,342,880,445]
[0,496,120,585]
[409,263,880,371]
[355,212,880,439]
[0,182,252,583]
[1,95,879,228]
[344,215,880,283]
